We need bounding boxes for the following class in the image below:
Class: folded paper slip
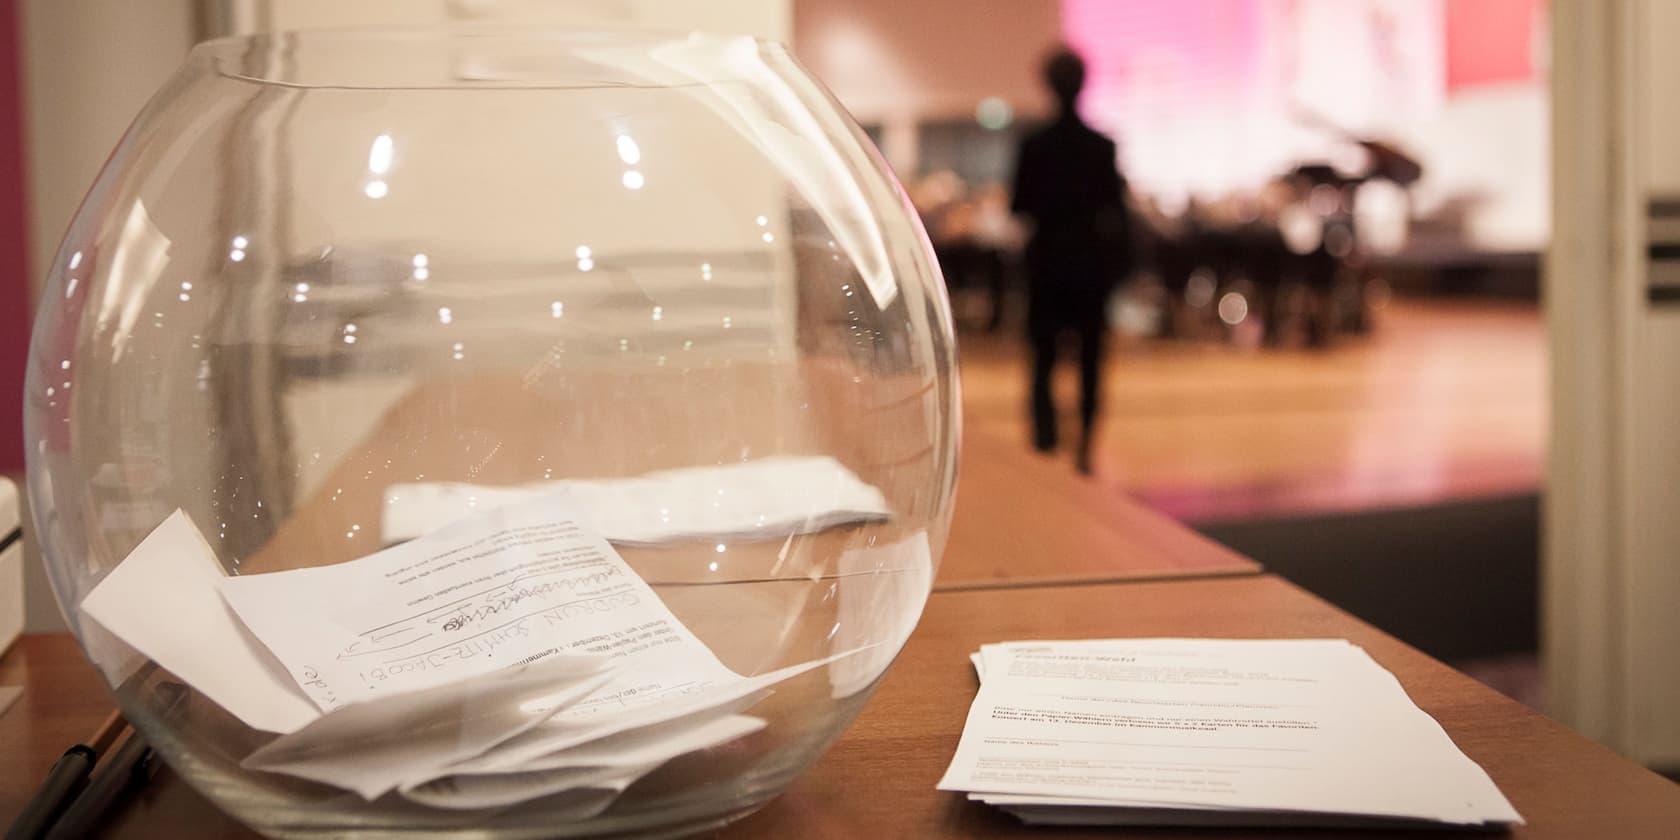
[401,714,767,811]
[380,455,891,546]
[80,503,869,810]
[243,654,615,799]
[79,510,318,734]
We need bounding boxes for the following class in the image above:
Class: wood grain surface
[958,299,1545,523]
[4,575,1674,839]
[716,575,1680,839]
[944,425,1257,588]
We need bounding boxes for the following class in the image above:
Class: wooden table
[942,426,1257,589]
[5,575,1676,838]
[724,576,1680,838]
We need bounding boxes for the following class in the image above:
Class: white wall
[16,0,198,631]
[793,0,1061,124]
[242,0,788,42]
[20,0,198,305]
[1545,0,1680,769]
[1623,0,1680,766]
[793,0,1061,173]
[1394,84,1549,252]
[19,1,792,310]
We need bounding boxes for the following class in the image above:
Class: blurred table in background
[240,371,1257,587]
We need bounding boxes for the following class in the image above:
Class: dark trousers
[1028,288,1109,452]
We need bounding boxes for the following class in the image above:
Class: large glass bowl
[24,28,957,838]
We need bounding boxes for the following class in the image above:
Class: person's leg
[985,248,1008,332]
[1075,307,1108,474]
[1028,294,1059,452]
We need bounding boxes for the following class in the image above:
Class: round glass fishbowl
[24,28,957,838]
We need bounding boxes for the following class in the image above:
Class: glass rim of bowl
[194,25,784,92]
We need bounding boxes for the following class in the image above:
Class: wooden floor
[958,297,1546,524]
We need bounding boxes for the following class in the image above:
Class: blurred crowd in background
[913,151,1411,348]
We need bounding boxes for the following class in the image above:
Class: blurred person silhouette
[1010,47,1130,474]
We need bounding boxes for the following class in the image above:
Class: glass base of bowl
[128,680,806,839]
[244,799,777,840]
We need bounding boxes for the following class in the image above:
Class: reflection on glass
[367,134,393,174]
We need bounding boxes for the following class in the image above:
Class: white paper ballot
[78,511,320,734]
[218,492,740,713]
[985,799,1498,830]
[441,650,854,776]
[505,713,766,773]
[402,764,654,813]
[400,714,767,811]
[243,654,616,799]
[380,455,891,546]
[940,639,1521,829]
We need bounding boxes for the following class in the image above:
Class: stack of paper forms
[939,639,1523,829]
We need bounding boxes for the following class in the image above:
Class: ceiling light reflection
[616,135,641,165]
[368,134,393,175]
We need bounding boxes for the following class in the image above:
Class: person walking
[1010,48,1131,474]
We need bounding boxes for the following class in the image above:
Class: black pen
[38,683,188,840]
[41,732,153,840]
[3,712,124,840]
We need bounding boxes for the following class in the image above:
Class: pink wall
[0,0,30,472]
[1446,0,1538,91]
[795,0,1547,248]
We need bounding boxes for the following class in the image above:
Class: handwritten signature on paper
[352,593,648,690]
[437,569,626,633]
[336,560,627,659]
